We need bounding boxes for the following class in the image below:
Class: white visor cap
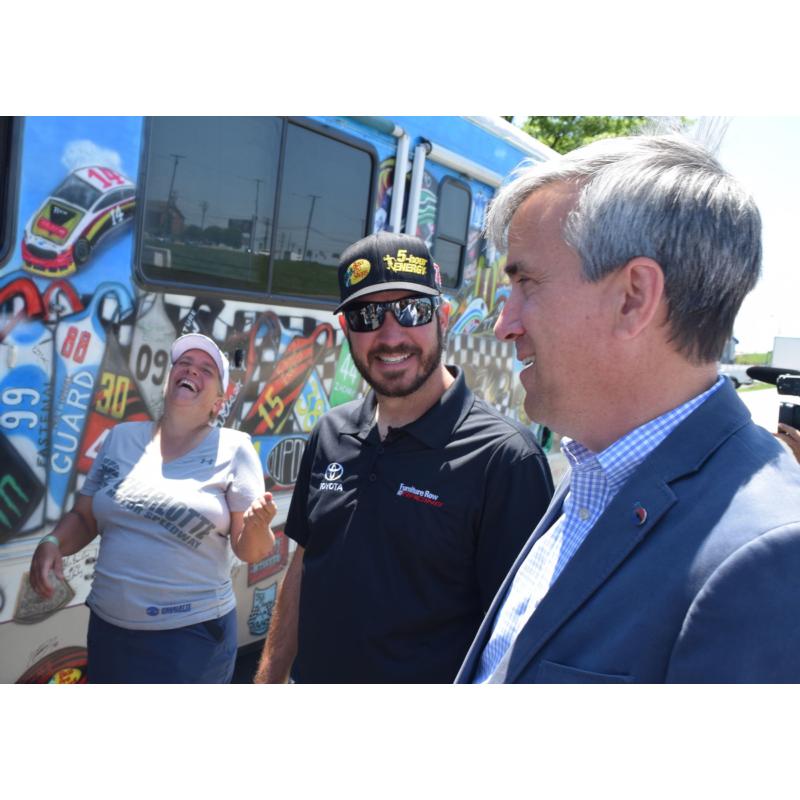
[170,333,229,393]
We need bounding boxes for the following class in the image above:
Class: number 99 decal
[0,388,41,430]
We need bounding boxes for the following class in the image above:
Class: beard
[348,318,444,399]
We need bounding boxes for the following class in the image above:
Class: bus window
[138,117,374,303]
[270,122,373,300]
[433,177,470,288]
[140,117,282,292]
[0,117,21,268]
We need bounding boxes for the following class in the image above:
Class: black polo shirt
[286,366,553,683]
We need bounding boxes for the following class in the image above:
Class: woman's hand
[29,539,64,599]
[27,496,98,598]
[230,492,278,564]
[244,491,278,533]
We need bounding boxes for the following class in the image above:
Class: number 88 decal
[60,326,91,363]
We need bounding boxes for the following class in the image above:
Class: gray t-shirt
[82,421,264,630]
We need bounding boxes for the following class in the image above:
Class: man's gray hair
[486,135,762,363]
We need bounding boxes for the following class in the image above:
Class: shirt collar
[562,376,725,494]
[340,365,473,449]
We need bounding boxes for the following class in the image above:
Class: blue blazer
[456,380,800,683]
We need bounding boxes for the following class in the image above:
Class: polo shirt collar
[339,365,473,448]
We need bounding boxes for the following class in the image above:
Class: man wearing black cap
[254,231,553,683]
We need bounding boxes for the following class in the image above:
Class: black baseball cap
[335,231,442,313]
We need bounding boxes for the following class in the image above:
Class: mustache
[368,345,421,359]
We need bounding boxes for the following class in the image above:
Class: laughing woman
[29,333,276,683]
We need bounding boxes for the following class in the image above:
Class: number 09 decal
[135,345,169,386]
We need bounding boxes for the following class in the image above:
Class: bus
[0,115,556,683]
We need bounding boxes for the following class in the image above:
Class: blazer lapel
[495,379,752,683]
[498,475,676,682]
[456,477,570,682]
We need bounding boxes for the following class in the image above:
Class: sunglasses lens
[345,303,384,332]
[345,296,438,332]
[395,297,435,327]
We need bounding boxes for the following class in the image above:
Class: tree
[506,116,653,155]
[203,226,242,248]
[182,224,204,243]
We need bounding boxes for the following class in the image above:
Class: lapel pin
[633,503,647,526]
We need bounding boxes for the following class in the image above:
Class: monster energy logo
[0,475,29,529]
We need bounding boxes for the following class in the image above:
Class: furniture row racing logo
[22,166,136,278]
[320,462,344,491]
[396,482,444,507]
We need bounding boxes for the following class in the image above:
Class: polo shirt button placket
[370,442,384,482]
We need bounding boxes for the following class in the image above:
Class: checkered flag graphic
[315,341,341,397]
[446,333,517,417]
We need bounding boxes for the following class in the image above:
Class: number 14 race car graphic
[21,166,136,278]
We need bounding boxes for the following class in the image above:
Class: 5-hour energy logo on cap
[345,259,371,287]
[320,462,344,491]
[383,249,428,275]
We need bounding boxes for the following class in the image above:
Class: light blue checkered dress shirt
[473,377,724,683]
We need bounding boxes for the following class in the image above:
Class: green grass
[145,239,339,298]
[165,241,269,283]
[736,352,771,365]
[272,259,338,298]
[738,382,774,392]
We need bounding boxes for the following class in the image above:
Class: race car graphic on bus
[21,166,136,278]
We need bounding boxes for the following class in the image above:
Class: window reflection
[142,117,281,290]
[271,124,371,298]
[433,178,470,289]
[140,117,373,301]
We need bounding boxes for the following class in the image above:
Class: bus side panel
[0,118,393,682]
[0,116,539,683]
[1,117,144,682]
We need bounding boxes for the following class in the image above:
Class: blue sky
[716,117,800,354]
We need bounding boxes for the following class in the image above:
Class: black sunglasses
[343,296,441,333]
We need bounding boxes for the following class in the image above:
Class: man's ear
[337,313,348,334]
[613,257,665,340]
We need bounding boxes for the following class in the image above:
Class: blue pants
[87,609,238,683]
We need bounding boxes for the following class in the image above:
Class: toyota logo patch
[324,462,344,481]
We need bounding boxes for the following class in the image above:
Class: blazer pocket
[536,659,633,684]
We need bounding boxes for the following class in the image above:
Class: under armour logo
[200,457,214,465]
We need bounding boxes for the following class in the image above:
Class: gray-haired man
[457,135,800,683]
